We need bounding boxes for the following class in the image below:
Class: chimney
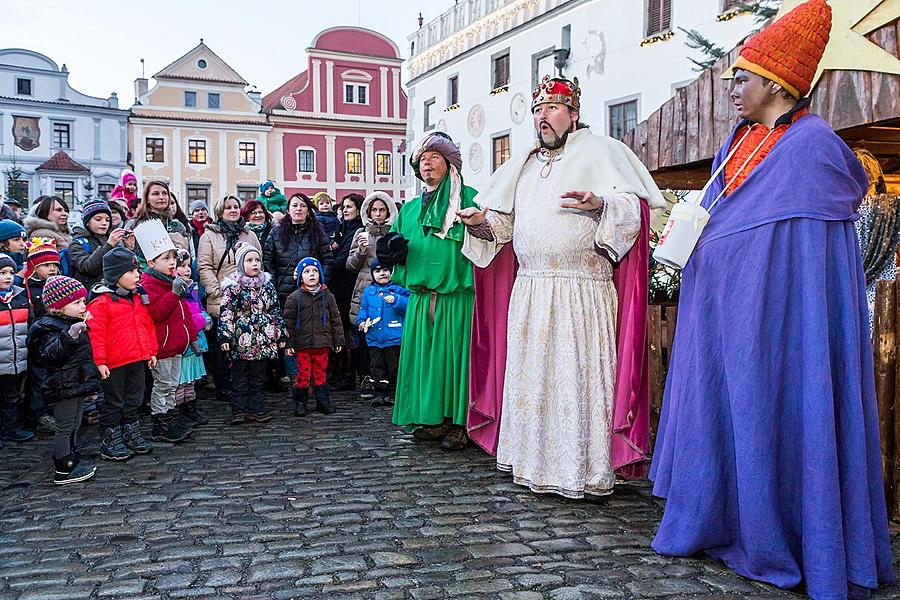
[248,90,261,106]
[108,92,119,109]
[134,78,148,103]
[418,12,423,28]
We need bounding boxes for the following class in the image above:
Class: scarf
[192,218,209,237]
[234,272,267,289]
[146,267,174,284]
[366,221,391,237]
[217,218,246,249]
[0,287,14,304]
[247,221,268,241]
[418,170,480,242]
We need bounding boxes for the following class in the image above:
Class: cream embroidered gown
[473,153,641,498]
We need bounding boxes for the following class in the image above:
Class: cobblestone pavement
[1,389,897,600]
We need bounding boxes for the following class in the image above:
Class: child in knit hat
[0,252,34,446]
[218,243,287,424]
[24,237,61,319]
[0,219,27,285]
[355,260,409,407]
[69,199,131,289]
[27,275,101,484]
[88,246,157,461]
[283,256,344,416]
[174,249,210,428]
[256,180,287,219]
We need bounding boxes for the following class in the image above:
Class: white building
[404,0,757,194]
[0,48,128,210]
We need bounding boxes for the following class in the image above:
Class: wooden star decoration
[774,0,900,89]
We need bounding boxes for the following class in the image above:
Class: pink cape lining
[466,200,651,479]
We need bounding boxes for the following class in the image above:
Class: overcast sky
[3,0,449,105]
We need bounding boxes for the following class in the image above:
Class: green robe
[390,185,478,427]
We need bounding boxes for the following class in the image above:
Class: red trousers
[295,347,329,388]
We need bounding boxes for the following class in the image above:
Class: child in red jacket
[88,246,157,461]
[139,241,199,445]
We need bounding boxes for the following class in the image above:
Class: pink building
[263,27,408,203]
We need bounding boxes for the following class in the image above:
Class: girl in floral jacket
[218,243,287,425]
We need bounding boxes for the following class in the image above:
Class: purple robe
[467,201,652,478]
[650,114,895,599]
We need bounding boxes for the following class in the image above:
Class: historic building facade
[130,42,271,208]
[404,0,757,193]
[0,48,128,210]
[263,27,408,202]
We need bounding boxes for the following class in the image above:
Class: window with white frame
[186,184,210,205]
[344,83,369,105]
[146,137,165,162]
[208,92,220,110]
[97,183,114,200]
[647,0,673,36]
[236,186,257,202]
[184,91,197,108]
[54,180,75,206]
[188,139,207,164]
[52,122,71,149]
[346,150,363,175]
[424,98,436,131]
[609,99,638,140]
[16,78,32,96]
[297,148,315,173]
[238,142,256,166]
[376,153,392,176]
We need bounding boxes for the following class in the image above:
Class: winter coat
[27,314,101,403]
[86,286,158,370]
[258,187,288,214]
[263,221,334,305]
[217,274,287,360]
[355,282,409,348]
[26,277,48,319]
[0,285,31,376]
[283,285,345,351]
[24,215,72,250]
[317,212,341,244]
[69,225,113,288]
[140,270,200,360]
[346,193,399,322]
[330,217,363,322]
[196,222,261,318]
[0,204,20,224]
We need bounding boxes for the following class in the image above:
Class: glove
[67,321,88,340]
[376,232,409,268]
[190,340,203,354]
[172,276,190,297]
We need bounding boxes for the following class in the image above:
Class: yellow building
[129,41,270,209]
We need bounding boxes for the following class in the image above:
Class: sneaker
[230,413,246,425]
[122,421,152,454]
[440,427,468,451]
[54,454,96,485]
[38,414,60,433]
[413,424,450,442]
[359,376,375,399]
[100,427,134,461]
[246,412,273,423]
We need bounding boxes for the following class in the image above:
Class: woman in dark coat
[328,193,364,389]
[263,193,332,380]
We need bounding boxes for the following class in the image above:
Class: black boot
[313,385,334,415]
[293,387,309,416]
[122,421,152,454]
[151,413,190,443]
[174,406,194,434]
[54,451,96,485]
[100,427,134,461]
[1,406,35,442]
[184,401,209,426]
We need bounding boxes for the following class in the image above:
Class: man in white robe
[459,76,666,498]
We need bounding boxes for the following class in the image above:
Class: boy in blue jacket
[355,260,409,407]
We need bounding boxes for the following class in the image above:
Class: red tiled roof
[36,150,90,173]
[262,70,309,112]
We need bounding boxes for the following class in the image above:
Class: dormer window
[340,69,373,106]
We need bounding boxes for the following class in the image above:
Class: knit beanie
[311,192,333,210]
[0,219,26,242]
[369,258,390,276]
[189,199,209,215]
[297,256,324,286]
[235,242,262,277]
[121,169,137,187]
[259,180,275,193]
[729,0,831,99]
[0,252,16,272]
[42,275,87,312]
[102,245,140,287]
[81,199,112,226]
[24,237,60,278]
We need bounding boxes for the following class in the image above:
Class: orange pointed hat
[730,0,832,99]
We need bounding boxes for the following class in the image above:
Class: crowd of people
[0,177,407,485]
[0,1,896,598]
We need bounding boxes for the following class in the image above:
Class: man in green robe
[381,132,478,451]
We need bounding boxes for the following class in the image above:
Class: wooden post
[648,304,663,451]
[874,280,896,518]
[893,280,900,521]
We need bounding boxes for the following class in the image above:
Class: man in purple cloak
[650,1,895,598]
